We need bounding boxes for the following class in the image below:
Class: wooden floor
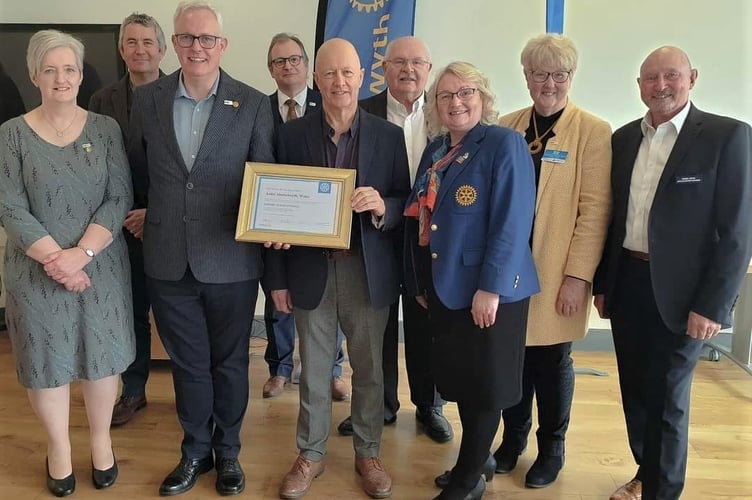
[0,334,750,500]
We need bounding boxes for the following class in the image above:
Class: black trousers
[382,294,444,420]
[120,230,152,398]
[499,341,574,456]
[148,268,258,459]
[610,253,704,500]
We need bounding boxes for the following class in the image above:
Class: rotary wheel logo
[455,185,478,207]
[349,0,387,13]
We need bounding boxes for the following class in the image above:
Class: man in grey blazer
[127,3,274,496]
[88,11,166,428]
[267,38,410,499]
[261,32,350,402]
[594,46,752,500]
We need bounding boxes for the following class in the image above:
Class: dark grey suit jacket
[265,110,411,310]
[359,89,388,118]
[594,104,752,331]
[268,87,321,129]
[128,69,275,284]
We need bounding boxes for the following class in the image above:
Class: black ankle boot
[525,454,564,488]
[46,458,75,497]
[434,453,495,489]
[432,477,485,500]
[492,441,526,474]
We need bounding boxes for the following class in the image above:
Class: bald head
[314,38,364,116]
[638,45,697,126]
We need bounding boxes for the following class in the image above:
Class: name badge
[675,175,702,184]
[542,149,568,163]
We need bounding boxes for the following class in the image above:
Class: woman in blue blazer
[404,62,539,500]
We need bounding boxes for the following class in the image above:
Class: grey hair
[173,1,223,32]
[119,12,167,51]
[26,29,84,82]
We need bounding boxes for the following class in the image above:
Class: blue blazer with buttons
[404,123,540,308]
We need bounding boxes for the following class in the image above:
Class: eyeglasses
[270,55,304,68]
[529,70,571,83]
[436,88,478,103]
[174,33,223,49]
[386,58,430,69]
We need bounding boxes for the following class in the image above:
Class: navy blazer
[268,87,321,129]
[594,104,752,331]
[127,69,275,284]
[265,110,411,310]
[404,124,540,308]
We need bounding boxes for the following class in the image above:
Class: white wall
[3,0,750,127]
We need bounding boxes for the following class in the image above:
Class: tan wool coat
[499,103,612,345]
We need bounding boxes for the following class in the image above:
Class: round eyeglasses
[270,55,304,68]
[529,70,571,83]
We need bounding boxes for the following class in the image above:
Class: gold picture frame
[235,162,356,249]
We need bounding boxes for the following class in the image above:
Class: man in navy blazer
[261,33,349,402]
[594,46,752,500]
[127,3,274,496]
[88,11,166,428]
[267,38,410,499]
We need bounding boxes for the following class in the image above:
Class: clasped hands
[43,247,92,293]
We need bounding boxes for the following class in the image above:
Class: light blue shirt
[173,72,220,171]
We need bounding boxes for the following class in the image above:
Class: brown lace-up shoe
[279,455,325,499]
[355,456,392,498]
[111,395,147,426]
[610,478,642,500]
[262,376,288,398]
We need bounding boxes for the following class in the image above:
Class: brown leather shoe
[331,376,351,401]
[355,457,392,499]
[263,376,288,398]
[111,395,147,426]
[610,478,642,500]
[279,455,325,499]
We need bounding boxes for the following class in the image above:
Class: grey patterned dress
[0,112,135,389]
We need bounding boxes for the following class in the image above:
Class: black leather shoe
[338,415,397,436]
[46,458,75,497]
[416,407,454,443]
[525,454,564,488]
[493,442,526,474]
[432,477,485,500]
[434,454,495,489]
[215,457,245,496]
[159,456,214,496]
[92,452,118,489]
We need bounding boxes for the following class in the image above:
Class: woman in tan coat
[493,34,612,489]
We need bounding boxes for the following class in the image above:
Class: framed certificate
[235,162,356,249]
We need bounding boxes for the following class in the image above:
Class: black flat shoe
[46,458,75,497]
[92,452,118,489]
[432,477,485,500]
[159,456,214,496]
[525,454,564,488]
[434,454,495,489]
[215,457,245,496]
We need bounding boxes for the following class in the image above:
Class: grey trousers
[294,254,389,460]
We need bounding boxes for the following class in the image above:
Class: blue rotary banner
[321,0,416,98]
[547,0,565,33]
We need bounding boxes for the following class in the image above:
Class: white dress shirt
[386,90,427,186]
[623,101,691,253]
[276,87,308,123]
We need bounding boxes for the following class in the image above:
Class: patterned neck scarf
[404,137,463,246]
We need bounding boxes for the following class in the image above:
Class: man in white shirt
[337,36,454,444]
[262,33,350,402]
[594,46,752,500]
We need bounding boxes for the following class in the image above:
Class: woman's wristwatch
[78,246,95,258]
